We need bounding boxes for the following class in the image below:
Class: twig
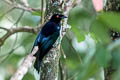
[40,0,44,25]
[0,44,20,58]
[0,26,41,46]
[0,10,25,62]
[59,60,64,80]
[10,46,38,80]
[20,0,29,7]
[0,44,21,63]
[60,46,66,59]
[14,4,41,12]
[3,0,41,12]
[59,59,68,80]
[0,27,9,31]
[3,0,13,5]
[0,7,15,19]
[72,0,80,7]
[5,16,14,23]
[11,10,24,51]
[11,10,25,27]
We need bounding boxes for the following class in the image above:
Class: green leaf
[90,17,110,43]
[77,61,100,80]
[31,11,41,16]
[71,25,85,42]
[95,43,112,67]
[61,31,82,70]
[112,48,120,68]
[68,6,96,31]
[68,0,96,42]
[100,12,120,31]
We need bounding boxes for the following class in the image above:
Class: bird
[31,14,67,73]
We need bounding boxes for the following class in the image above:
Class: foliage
[0,0,120,80]
[61,0,120,80]
[0,0,40,80]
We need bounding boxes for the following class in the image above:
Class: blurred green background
[0,0,120,80]
[0,0,41,80]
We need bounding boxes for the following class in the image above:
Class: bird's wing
[30,31,42,52]
[33,33,58,73]
[38,33,58,59]
[31,21,60,51]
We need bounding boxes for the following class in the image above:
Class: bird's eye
[56,15,59,18]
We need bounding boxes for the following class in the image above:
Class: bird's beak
[62,16,67,19]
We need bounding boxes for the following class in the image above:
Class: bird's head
[50,14,67,23]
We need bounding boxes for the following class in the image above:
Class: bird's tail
[34,69,40,80]
[34,58,41,73]
[33,49,41,80]
[34,60,41,80]
[34,49,41,73]
[34,65,41,80]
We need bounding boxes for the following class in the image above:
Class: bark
[10,47,38,80]
[40,0,74,79]
[45,0,63,22]
[40,48,60,80]
[40,0,63,80]
[104,0,120,80]
[0,26,40,46]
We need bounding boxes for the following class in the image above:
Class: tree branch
[14,4,41,12]
[0,27,9,31]
[10,46,38,80]
[0,7,15,19]
[3,0,41,12]
[0,26,41,46]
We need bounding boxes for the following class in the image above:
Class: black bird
[32,14,67,73]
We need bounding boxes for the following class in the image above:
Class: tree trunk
[39,0,77,79]
[40,0,63,80]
